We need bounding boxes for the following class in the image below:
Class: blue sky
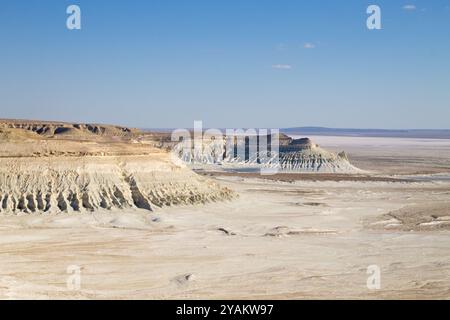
[1,0,449,129]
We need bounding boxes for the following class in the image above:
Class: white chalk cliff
[0,120,234,214]
[173,134,361,173]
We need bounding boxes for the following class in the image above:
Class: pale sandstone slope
[0,120,233,214]
[173,134,362,173]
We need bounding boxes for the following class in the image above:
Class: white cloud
[272,64,292,70]
[402,4,417,11]
[303,42,316,49]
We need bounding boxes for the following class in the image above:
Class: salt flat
[298,135,450,174]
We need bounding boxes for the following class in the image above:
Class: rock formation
[277,137,360,172]
[0,156,233,214]
[0,119,233,214]
[172,133,361,173]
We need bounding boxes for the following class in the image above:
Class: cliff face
[0,119,234,214]
[277,137,360,172]
[0,156,233,214]
[172,134,361,173]
[0,119,139,139]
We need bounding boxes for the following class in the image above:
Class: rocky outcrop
[277,137,360,172]
[0,156,233,214]
[0,119,234,214]
[172,134,361,173]
[0,119,138,139]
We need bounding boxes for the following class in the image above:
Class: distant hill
[282,127,450,139]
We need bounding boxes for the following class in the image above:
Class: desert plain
[1,121,450,299]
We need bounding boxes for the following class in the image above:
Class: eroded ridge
[0,156,233,214]
[173,134,362,173]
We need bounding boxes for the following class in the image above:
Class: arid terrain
[1,120,450,299]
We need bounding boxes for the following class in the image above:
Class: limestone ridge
[0,119,138,139]
[0,119,234,214]
[173,134,361,173]
[277,137,360,172]
[0,156,233,214]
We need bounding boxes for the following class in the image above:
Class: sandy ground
[1,175,449,299]
[1,135,450,299]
